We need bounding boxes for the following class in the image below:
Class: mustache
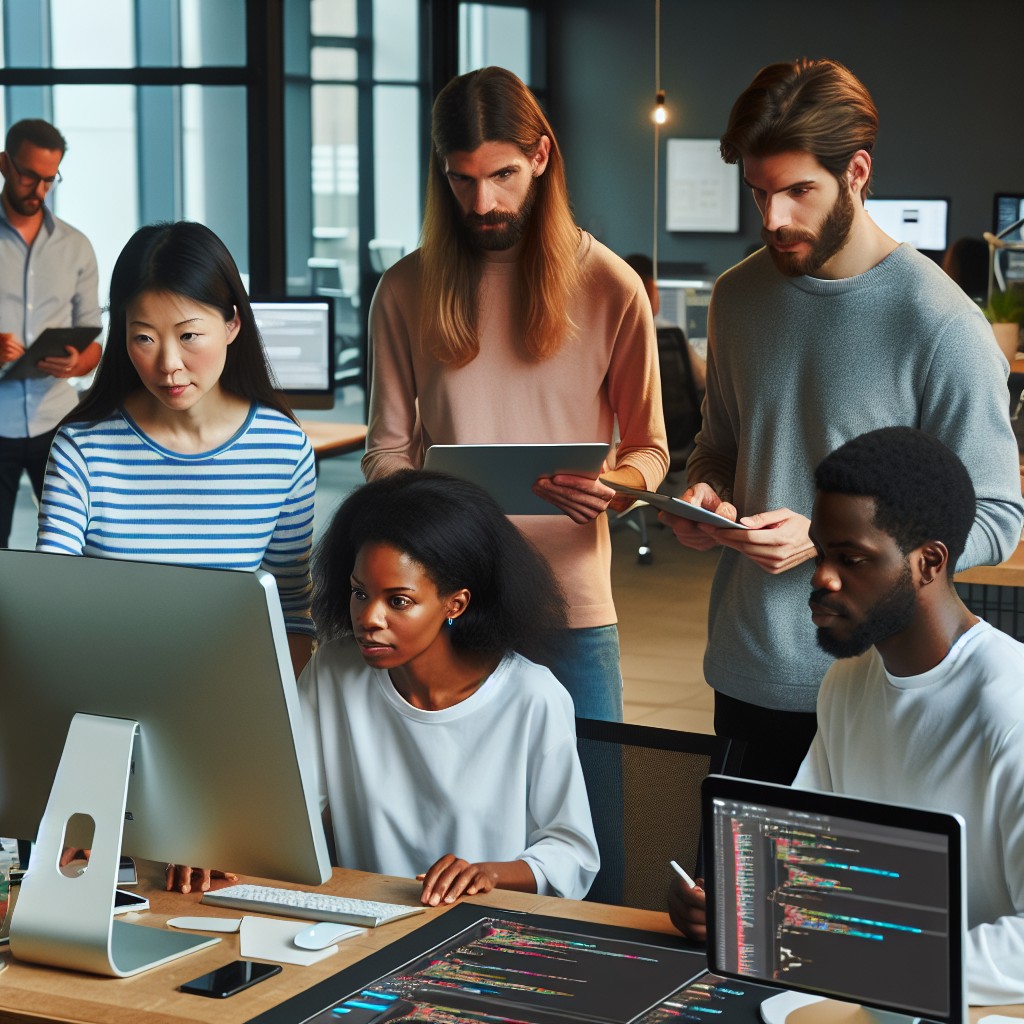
[465,211,517,227]
[808,589,846,615]
[762,226,816,246]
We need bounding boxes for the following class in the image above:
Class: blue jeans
[540,625,623,723]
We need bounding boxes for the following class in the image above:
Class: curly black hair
[311,469,569,663]
[814,427,975,569]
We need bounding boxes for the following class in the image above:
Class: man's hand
[532,473,618,524]
[716,507,815,574]
[0,332,24,365]
[417,854,498,906]
[667,873,707,942]
[37,344,82,379]
[660,482,735,551]
[165,864,238,895]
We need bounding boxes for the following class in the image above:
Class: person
[669,426,1024,1003]
[664,58,1024,783]
[622,252,706,391]
[363,66,669,722]
[35,221,316,679]
[0,119,100,548]
[299,469,600,906]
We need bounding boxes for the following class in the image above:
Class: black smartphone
[112,888,149,915]
[179,960,282,998]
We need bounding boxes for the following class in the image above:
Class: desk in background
[956,540,1024,641]
[299,420,367,462]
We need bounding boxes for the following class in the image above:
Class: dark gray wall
[547,0,1024,276]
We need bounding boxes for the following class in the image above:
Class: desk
[1,865,1020,1024]
[298,420,367,462]
[0,863,676,1024]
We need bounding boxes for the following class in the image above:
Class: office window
[459,3,530,81]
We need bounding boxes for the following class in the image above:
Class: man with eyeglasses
[0,118,100,548]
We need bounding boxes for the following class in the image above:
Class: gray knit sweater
[689,243,1024,712]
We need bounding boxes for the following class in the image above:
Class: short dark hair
[311,470,569,661]
[814,427,976,569]
[6,118,67,156]
[65,221,295,426]
[720,59,878,199]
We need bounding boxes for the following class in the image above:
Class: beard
[3,184,43,218]
[813,564,917,660]
[763,180,856,277]
[461,178,537,252]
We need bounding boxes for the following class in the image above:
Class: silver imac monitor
[703,774,967,1024]
[0,550,331,977]
[254,296,336,410]
[864,197,950,258]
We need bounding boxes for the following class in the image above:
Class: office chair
[575,717,743,911]
[615,326,704,564]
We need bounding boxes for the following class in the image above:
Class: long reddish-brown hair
[420,67,580,367]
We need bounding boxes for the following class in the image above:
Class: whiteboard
[666,138,740,232]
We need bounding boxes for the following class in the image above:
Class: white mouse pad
[239,916,339,966]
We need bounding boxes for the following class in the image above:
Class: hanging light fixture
[651,0,665,274]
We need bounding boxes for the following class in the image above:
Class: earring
[446,618,454,627]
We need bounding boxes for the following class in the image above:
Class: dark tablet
[2,326,101,381]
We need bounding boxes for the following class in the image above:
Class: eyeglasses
[4,152,62,190]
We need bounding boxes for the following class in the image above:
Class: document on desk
[600,480,750,529]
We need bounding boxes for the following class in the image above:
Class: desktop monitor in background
[703,774,967,1024]
[656,276,716,361]
[865,197,950,260]
[994,193,1024,284]
[0,550,332,977]
[254,296,335,410]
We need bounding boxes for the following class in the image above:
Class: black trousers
[714,689,818,785]
[0,430,55,548]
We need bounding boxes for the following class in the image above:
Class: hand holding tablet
[599,480,749,530]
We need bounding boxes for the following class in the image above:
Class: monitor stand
[762,992,921,1024]
[9,713,219,977]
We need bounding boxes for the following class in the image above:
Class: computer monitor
[0,550,331,977]
[994,193,1024,284]
[656,276,716,357]
[253,296,336,410]
[703,774,966,1024]
[865,197,950,257]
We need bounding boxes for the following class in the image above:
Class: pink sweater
[363,231,668,629]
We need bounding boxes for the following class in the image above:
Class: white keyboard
[201,884,426,928]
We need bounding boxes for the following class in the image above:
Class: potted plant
[984,287,1024,364]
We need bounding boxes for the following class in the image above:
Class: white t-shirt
[299,643,599,900]
[795,620,1024,1004]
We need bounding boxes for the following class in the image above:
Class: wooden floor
[610,507,717,734]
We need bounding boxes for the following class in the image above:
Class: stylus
[670,859,698,889]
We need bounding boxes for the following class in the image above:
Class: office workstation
[2,2,1024,1020]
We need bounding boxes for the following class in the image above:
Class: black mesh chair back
[575,717,742,911]
[656,326,703,473]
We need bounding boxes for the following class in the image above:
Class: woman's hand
[165,864,238,895]
[417,854,498,906]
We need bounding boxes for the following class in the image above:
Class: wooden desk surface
[0,863,677,1024]
[1,864,1019,1024]
[298,420,367,460]
[955,540,1024,587]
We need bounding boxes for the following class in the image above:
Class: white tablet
[599,480,749,529]
[424,442,609,516]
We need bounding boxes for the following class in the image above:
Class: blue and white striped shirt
[36,403,316,636]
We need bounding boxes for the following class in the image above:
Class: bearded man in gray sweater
[665,58,1024,783]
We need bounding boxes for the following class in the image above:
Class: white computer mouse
[293,921,363,950]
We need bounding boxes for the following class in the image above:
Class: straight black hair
[312,469,569,663]
[64,221,295,426]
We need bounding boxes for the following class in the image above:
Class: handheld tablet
[2,326,101,381]
[424,442,609,516]
[600,480,749,529]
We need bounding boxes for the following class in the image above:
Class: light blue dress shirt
[0,203,100,438]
